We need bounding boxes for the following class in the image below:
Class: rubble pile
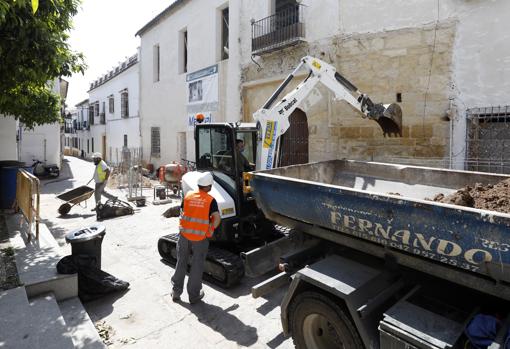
[431,179,510,213]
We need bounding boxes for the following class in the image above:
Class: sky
[66,0,173,108]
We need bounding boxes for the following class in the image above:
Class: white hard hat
[197,172,213,187]
[92,152,102,159]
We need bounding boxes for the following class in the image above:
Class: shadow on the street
[83,288,130,319]
[267,332,288,349]
[58,213,96,219]
[179,300,258,346]
[40,158,77,194]
[159,258,287,306]
[40,218,71,242]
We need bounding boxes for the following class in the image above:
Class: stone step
[27,293,75,349]
[59,297,106,349]
[6,214,78,301]
[0,289,75,349]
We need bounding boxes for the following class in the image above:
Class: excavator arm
[253,56,402,170]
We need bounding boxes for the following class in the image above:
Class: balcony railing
[251,5,305,55]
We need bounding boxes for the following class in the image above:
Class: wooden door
[278,108,309,167]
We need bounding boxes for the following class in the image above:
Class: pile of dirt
[162,205,181,218]
[430,178,510,213]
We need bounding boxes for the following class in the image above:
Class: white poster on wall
[186,64,218,130]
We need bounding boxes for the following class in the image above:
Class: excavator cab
[194,123,259,217]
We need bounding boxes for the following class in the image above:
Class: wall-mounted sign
[186,64,218,116]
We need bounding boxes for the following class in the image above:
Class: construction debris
[430,179,510,213]
[162,205,181,218]
[95,320,114,346]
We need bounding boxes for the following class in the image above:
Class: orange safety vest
[179,190,214,241]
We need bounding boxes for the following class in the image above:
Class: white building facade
[19,78,67,167]
[86,54,141,163]
[137,0,242,169]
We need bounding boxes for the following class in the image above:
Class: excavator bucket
[376,103,403,137]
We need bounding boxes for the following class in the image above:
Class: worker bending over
[171,172,221,303]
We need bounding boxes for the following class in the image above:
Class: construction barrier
[15,169,40,241]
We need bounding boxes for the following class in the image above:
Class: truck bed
[250,160,510,296]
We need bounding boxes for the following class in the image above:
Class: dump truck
[243,159,510,348]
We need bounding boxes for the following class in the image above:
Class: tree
[0,0,85,128]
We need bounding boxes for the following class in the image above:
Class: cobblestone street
[40,156,292,349]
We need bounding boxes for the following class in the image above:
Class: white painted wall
[138,0,242,169]
[20,122,61,166]
[19,80,63,166]
[88,59,140,162]
[0,116,18,161]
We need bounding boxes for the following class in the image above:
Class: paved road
[40,156,293,349]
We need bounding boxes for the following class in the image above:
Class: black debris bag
[57,254,129,302]
[96,199,134,221]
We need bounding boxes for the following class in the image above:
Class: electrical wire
[422,0,440,122]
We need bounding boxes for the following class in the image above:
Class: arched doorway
[278,108,309,167]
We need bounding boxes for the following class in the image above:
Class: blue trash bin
[0,161,27,209]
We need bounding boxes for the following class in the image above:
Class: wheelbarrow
[57,186,95,215]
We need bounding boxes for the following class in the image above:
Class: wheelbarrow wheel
[58,203,71,216]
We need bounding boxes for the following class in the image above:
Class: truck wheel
[289,291,364,349]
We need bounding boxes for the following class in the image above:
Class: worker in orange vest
[171,172,221,303]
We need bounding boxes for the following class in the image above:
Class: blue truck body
[250,160,510,287]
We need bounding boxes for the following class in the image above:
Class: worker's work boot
[171,291,181,302]
[189,290,204,304]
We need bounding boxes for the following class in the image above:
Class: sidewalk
[38,156,292,348]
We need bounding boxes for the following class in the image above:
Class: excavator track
[158,234,245,288]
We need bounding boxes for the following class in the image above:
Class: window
[197,127,233,173]
[151,127,161,157]
[109,96,114,113]
[179,29,188,74]
[88,105,95,125]
[94,102,99,117]
[153,44,160,82]
[92,137,94,152]
[235,131,256,164]
[100,101,106,124]
[124,134,128,148]
[87,139,90,153]
[221,7,229,60]
[121,90,129,118]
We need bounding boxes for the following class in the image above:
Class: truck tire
[289,291,364,349]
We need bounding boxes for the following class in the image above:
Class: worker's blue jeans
[171,234,209,301]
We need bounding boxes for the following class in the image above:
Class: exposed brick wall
[242,21,456,163]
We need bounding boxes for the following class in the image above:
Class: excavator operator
[235,139,255,174]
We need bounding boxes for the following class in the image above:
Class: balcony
[251,5,305,55]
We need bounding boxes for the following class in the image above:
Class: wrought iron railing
[251,5,305,55]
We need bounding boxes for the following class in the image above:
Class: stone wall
[242,21,456,164]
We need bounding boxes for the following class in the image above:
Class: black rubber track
[158,234,245,288]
